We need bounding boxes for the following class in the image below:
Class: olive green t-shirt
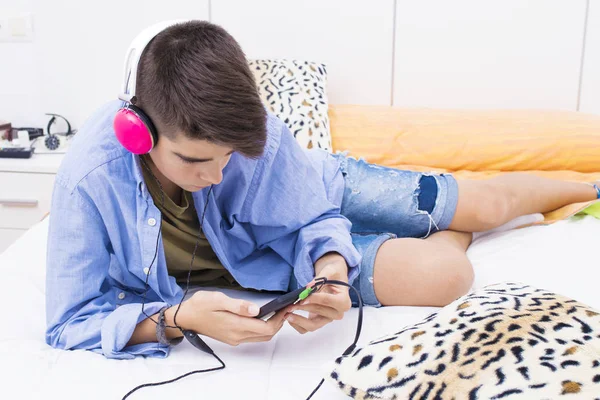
[140,155,242,289]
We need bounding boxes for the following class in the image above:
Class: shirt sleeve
[45,179,170,359]
[243,121,362,289]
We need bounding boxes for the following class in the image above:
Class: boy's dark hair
[136,21,267,159]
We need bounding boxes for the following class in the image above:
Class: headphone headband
[119,19,189,103]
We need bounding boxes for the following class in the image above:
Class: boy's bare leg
[372,175,598,307]
[449,174,598,233]
[373,230,473,307]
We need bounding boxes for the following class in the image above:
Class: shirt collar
[130,153,149,199]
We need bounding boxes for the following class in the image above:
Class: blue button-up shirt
[45,101,362,359]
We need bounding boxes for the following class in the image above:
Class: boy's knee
[372,238,474,307]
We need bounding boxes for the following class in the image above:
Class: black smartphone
[255,285,314,321]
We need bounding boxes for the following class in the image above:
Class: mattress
[0,215,599,400]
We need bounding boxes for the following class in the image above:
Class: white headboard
[1,0,599,129]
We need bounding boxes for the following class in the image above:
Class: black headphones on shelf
[44,113,75,150]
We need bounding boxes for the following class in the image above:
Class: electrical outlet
[0,13,34,42]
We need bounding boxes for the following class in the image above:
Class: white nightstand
[0,153,65,253]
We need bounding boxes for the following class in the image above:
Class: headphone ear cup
[113,104,158,154]
[128,104,159,146]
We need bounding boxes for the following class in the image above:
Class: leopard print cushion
[328,282,600,399]
[249,59,331,152]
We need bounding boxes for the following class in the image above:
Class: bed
[1,212,598,400]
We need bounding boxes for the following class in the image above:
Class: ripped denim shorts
[331,152,459,308]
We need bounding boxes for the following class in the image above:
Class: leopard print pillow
[249,59,332,152]
[328,282,600,399]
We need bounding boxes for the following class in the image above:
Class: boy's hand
[178,291,292,346]
[286,254,351,334]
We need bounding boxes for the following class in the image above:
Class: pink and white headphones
[113,20,188,154]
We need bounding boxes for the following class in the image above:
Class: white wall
[1,0,599,130]
[0,0,37,127]
[393,0,588,110]
[580,0,600,114]
[212,0,395,106]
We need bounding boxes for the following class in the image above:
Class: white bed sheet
[0,215,598,400]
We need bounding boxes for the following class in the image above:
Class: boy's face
[148,133,234,192]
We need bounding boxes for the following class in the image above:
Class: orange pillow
[329,105,600,173]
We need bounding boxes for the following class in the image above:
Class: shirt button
[118,292,125,300]
[143,267,150,275]
[148,217,157,226]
